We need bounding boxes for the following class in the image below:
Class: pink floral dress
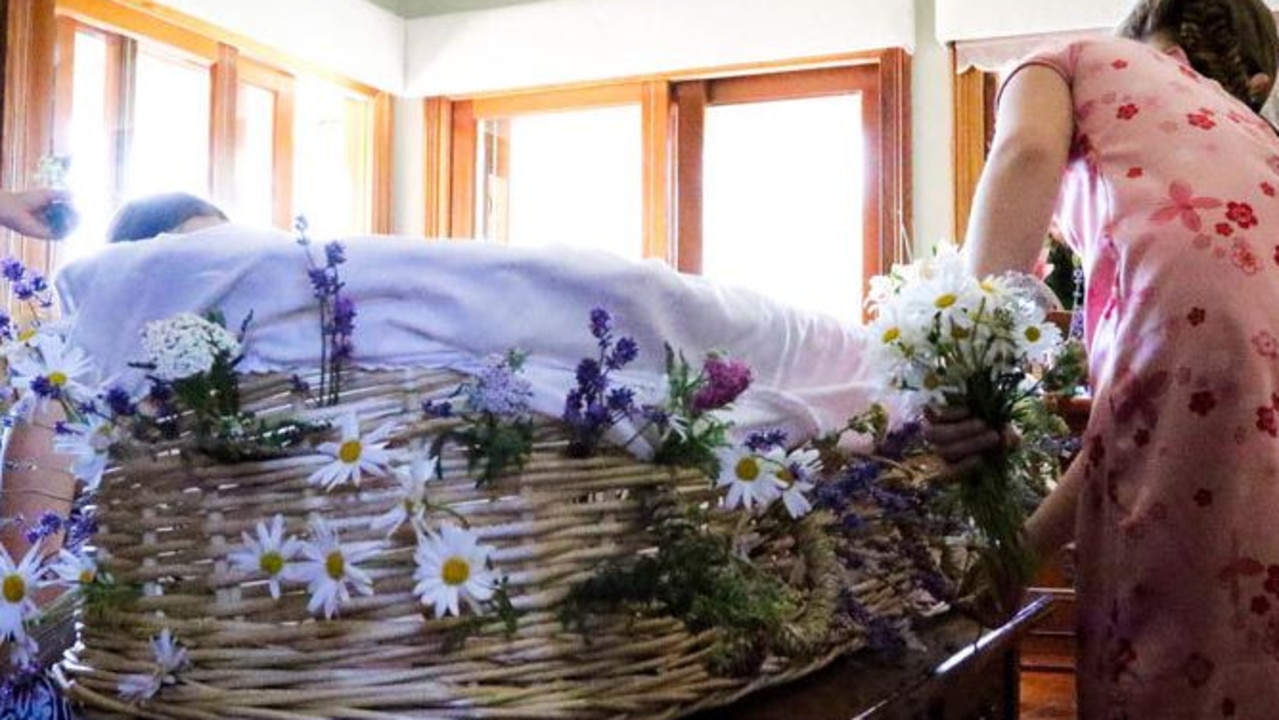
[1006,36,1279,718]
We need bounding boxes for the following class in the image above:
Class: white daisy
[1013,316,1064,364]
[307,413,394,490]
[297,520,377,619]
[371,451,438,536]
[8,332,98,410]
[48,548,100,586]
[53,414,121,490]
[768,447,821,519]
[0,544,44,643]
[714,447,785,513]
[229,515,303,599]
[413,523,497,618]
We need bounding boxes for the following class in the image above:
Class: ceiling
[363,0,553,17]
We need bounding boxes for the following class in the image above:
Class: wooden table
[689,595,1056,720]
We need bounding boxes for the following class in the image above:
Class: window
[48,0,391,268]
[477,105,643,261]
[429,52,909,323]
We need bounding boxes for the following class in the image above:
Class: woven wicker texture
[62,369,936,720]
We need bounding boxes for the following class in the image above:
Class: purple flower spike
[690,355,752,413]
[589,307,612,340]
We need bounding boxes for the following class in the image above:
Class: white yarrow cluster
[865,241,1063,411]
[140,313,240,381]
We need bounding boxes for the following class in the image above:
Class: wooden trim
[673,81,705,273]
[953,52,992,244]
[55,0,379,97]
[106,33,134,208]
[707,65,870,105]
[2,0,58,278]
[455,49,888,102]
[875,47,910,275]
[423,96,453,237]
[448,100,476,239]
[57,0,216,60]
[469,83,643,119]
[52,16,76,156]
[370,91,393,234]
[641,80,672,263]
[208,42,237,207]
[270,72,294,230]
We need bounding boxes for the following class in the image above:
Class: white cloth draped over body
[56,223,886,455]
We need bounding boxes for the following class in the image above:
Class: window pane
[58,30,112,267]
[480,106,642,261]
[234,82,276,228]
[128,47,209,200]
[702,95,864,322]
[294,78,372,236]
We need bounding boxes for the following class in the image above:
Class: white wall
[404,0,916,96]
[393,97,425,236]
[155,0,405,92]
[913,0,953,257]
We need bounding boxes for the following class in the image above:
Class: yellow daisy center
[338,440,363,464]
[16,328,35,343]
[1025,326,1042,342]
[980,279,996,293]
[2,574,26,603]
[48,371,68,387]
[442,557,470,586]
[776,467,795,483]
[734,457,761,482]
[325,551,345,580]
[923,374,942,390]
[259,551,284,576]
[935,293,957,309]
[78,569,96,584]
[881,327,900,343]
[951,325,970,340]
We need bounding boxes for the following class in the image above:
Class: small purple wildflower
[689,355,751,413]
[589,307,611,341]
[104,386,136,417]
[744,428,788,453]
[607,336,638,369]
[24,511,64,544]
[422,399,454,418]
[0,312,10,341]
[29,376,62,400]
[1,258,24,282]
[290,374,312,395]
[324,241,347,268]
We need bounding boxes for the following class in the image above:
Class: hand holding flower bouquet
[865,242,1063,591]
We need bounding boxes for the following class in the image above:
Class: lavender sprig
[295,217,354,406]
[562,307,640,457]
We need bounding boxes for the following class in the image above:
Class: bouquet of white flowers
[866,242,1063,586]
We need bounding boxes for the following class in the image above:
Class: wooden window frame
[34,0,391,233]
[424,48,911,302]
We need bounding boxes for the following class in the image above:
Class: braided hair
[1118,0,1279,110]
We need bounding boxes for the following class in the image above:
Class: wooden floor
[1020,670,1076,720]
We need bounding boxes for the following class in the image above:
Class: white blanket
[56,223,884,452]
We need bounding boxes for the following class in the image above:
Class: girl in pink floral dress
[931,0,1279,717]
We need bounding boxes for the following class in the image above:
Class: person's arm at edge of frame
[961,64,1083,567]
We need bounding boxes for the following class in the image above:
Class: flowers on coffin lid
[48,548,101,587]
[646,346,752,478]
[229,515,304,600]
[425,351,535,488]
[0,545,45,648]
[563,307,640,458]
[53,413,122,491]
[296,519,377,619]
[371,450,438,536]
[307,412,394,490]
[140,312,240,382]
[117,628,189,702]
[713,442,820,519]
[413,523,497,618]
[295,217,354,407]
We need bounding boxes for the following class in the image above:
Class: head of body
[107,192,228,243]
[1118,0,1279,111]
